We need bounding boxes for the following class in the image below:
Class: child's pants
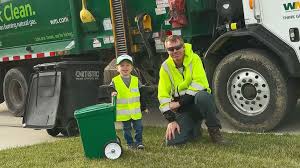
[122,119,143,145]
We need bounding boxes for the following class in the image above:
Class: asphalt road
[0,100,299,151]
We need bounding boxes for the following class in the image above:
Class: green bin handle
[111,95,117,107]
[112,96,117,121]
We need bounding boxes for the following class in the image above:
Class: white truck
[206,0,300,131]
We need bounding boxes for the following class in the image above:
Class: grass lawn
[1,127,300,168]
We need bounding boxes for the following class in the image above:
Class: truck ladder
[109,0,129,56]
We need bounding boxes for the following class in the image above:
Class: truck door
[256,0,300,61]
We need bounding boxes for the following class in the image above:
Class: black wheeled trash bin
[23,61,102,137]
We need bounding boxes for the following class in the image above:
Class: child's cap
[116,54,133,65]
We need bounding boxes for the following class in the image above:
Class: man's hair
[164,35,184,46]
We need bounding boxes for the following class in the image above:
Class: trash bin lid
[74,103,114,119]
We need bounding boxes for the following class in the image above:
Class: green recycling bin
[75,97,122,159]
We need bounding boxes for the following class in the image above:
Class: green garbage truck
[1,0,300,133]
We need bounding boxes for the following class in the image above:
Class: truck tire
[46,128,61,137]
[213,49,296,131]
[61,119,79,137]
[3,68,30,117]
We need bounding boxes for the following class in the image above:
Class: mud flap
[23,71,61,129]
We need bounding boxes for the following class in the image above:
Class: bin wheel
[46,128,61,137]
[104,141,122,160]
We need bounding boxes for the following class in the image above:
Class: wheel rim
[104,142,122,160]
[227,68,270,116]
[8,79,24,107]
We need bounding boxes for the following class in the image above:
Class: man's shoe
[207,127,230,145]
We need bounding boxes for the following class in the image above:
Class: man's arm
[158,66,175,122]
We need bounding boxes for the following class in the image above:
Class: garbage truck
[0,0,299,134]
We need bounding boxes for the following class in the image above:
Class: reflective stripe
[162,61,197,97]
[179,90,186,96]
[174,90,186,97]
[117,97,140,104]
[186,90,198,96]
[117,108,141,115]
[162,62,175,95]
[162,62,175,86]
[159,98,172,104]
[190,82,205,91]
[159,105,170,112]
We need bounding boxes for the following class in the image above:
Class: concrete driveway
[0,103,56,150]
[0,100,300,151]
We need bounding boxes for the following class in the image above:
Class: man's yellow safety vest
[113,75,142,121]
[158,43,211,113]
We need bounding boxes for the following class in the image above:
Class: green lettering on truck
[14,6,19,19]
[4,3,11,21]
[1,3,35,23]
[19,6,26,18]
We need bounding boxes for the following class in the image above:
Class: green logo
[283,1,300,11]
[0,3,36,23]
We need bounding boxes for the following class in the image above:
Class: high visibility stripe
[186,90,198,96]
[162,62,175,87]
[117,97,140,104]
[162,62,176,95]
[37,53,45,58]
[117,108,141,115]
[162,61,197,97]
[189,63,193,74]
[0,51,58,62]
[174,90,186,97]
[159,98,172,104]
[24,54,32,59]
[13,56,20,61]
[2,56,9,62]
[159,105,170,112]
[190,82,205,91]
[49,52,56,57]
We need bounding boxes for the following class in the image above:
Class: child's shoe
[136,144,145,150]
[127,144,135,150]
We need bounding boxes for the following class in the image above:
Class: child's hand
[111,92,117,96]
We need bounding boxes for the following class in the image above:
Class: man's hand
[166,121,181,140]
[169,101,180,111]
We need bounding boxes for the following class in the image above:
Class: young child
[110,54,146,149]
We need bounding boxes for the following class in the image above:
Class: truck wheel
[46,128,61,137]
[61,119,79,137]
[3,68,30,117]
[213,49,296,131]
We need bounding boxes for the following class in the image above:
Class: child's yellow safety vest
[112,75,142,121]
